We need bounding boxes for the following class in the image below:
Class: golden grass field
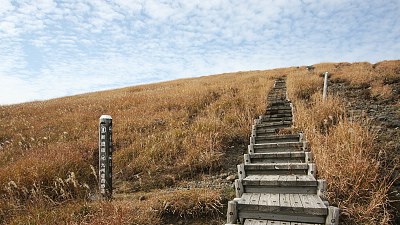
[0,60,399,224]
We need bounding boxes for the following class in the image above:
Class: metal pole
[323,72,328,101]
[99,115,112,199]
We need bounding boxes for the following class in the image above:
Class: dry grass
[0,71,273,224]
[7,188,224,225]
[0,60,398,224]
[286,64,399,224]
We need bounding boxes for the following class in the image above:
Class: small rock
[139,195,146,201]
[219,173,228,178]
[226,175,236,182]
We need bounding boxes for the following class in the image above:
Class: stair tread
[237,193,327,215]
[243,175,317,186]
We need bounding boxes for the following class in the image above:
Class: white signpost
[99,115,112,199]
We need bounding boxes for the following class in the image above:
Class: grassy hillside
[0,60,399,224]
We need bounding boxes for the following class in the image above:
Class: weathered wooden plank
[260,175,280,186]
[255,138,299,145]
[226,200,238,224]
[237,193,260,211]
[270,193,280,208]
[235,179,244,198]
[238,211,326,224]
[258,193,280,213]
[248,152,306,164]
[317,180,327,200]
[244,154,251,164]
[244,186,317,194]
[243,175,263,185]
[238,164,246,179]
[296,175,318,186]
[307,163,316,177]
[248,144,255,154]
[237,193,252,205]
[289,194,304,213]
[261,117,293,122]
[244,219,321,225]
[251,158,304,164]
[304,152,313,164]
[253,142,304,149]
[245,163,309,171]
[256,121,292,128]
[262,113,292,118]
[249,152,295,158]
[280,193,292,211]
[254,148,304,154]
[325,206,340,225]
[298,194,327,215]
[246,169,308,176]
[259,193,279,212]
[250,193,261,207]
[244,219,269,225]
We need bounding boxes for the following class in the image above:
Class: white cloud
[0,0,14,14]
[0,0,399,105]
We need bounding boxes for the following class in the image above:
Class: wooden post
[249,136,255,144]
[248,144,254,154]
[243,154,251,165]
[308,163,316,177]
[235,179,244,198]
[305,152,313,163]
[99,115,113,199]
[226,200,238,224]
[317,179,327,200]
[251,125,256,137]
[302,141,309,151]
[237,164,246,180]
[299,132,304,142]
[326,206,340,225]
[323,72,329,101]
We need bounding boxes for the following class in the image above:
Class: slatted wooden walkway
[226,78,339,225]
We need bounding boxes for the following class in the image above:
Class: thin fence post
[323,71,329,101]
[99,115,113,199]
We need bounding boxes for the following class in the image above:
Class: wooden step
[260,117,293,122]
[256,123,292,130]
[266,109,293,114]
[237,193,328,224]
[256,121,292,128]
[244,163,309,175]
[253,129,278,136]
[268,102,291,107]
[244,218,321,225]
[266,105,292,110]
[241,175,317,194]
[245,152,307,163]
[262,113,293,118]
[249,142,306,153]
[252,134,300,144]
[255,126,292,134]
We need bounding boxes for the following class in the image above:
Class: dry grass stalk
[287,71,397,224]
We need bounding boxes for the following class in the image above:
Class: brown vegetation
[0,60,399,224]
[286,60,400,224]
[0,71,273,224]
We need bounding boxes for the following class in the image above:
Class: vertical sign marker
[323,71,329,101]
[99,115,112,199]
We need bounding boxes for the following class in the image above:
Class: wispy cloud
[0,0,399,105]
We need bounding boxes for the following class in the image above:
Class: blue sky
[0,0,399,105]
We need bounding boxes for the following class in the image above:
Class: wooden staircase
[226,78,339,225]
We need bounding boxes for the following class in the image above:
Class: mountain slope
[0,60,399,224]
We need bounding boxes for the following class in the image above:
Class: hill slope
[0,60,399,224]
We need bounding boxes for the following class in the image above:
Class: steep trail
[226,77,339,225]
